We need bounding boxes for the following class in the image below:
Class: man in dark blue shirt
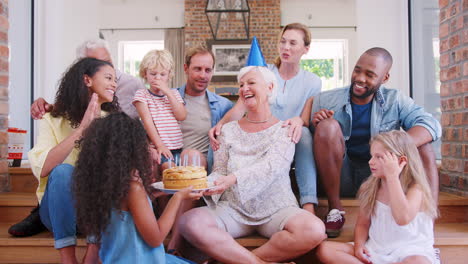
[311,48,441,238]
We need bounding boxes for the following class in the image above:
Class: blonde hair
[237,66,277,104]
[358,130,438,219]
[274,23,311,68]
[139,49,174,80]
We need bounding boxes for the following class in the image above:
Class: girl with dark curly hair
[73,112,201,264]
[28,57,119,263]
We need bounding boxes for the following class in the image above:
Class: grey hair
[237,66,277,104]
[76,39,110,59]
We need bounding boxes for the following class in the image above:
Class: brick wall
[184,0,281,87]
[0,0,7,192]
[439,0,467,196]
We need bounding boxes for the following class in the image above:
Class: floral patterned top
[204,120,299,225]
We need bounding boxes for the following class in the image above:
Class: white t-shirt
[180,93,211,156]
[268,64,322,120]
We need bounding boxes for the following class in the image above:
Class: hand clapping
[79,93,100,131]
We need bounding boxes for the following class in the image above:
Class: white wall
[34,0,100,102]
[355,0,410,95]
[99,0,184,29]
[33,0,184,102]
[281,0,355,27]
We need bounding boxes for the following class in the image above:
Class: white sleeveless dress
[365,201,438,264]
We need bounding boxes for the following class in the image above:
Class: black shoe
[8,204,47,237]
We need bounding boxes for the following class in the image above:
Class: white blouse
[204,121,299,225]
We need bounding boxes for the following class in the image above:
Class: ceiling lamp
[205,0,250,40]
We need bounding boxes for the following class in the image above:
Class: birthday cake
[162,166,208,189]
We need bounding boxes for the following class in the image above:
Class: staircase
[1,166,467,263]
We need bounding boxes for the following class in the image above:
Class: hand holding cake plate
[153,153,216,194]
[151,181,215,194]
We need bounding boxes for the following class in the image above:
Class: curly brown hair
[72,112,153,239]
[51,57,119,128]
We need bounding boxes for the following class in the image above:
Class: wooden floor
[1,167,468,263]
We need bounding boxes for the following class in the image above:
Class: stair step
[1,191,466,207]
[2,191,466,224]
[0,192,38,223]
[3,167,468,263]
[0,192,37,207]
[0,222,467,263]
[9,167,37,193]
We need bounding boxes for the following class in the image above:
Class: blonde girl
[133,49,186,172]
[317,130,438,264]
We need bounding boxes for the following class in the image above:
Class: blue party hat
[246,36,267,67]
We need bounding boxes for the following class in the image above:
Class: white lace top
[204,121,299,225]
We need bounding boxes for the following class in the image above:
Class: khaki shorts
[202,205,304,238]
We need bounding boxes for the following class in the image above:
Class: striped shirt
[133,89,184,150]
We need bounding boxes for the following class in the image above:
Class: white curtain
[165,29,185,88]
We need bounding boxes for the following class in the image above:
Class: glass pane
[118,40,165,78]
[410,0,441,159]
[301,39,347,91]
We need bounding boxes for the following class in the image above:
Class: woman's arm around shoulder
[209,99,246,151]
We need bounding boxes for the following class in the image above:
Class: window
[409,0,441,158]
[118,40,165,78]
[301,39,348,91]
[10,0,33,156]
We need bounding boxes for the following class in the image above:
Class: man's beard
[351,82,379,99]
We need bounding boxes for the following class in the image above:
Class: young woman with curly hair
[28,57,119,263]
[73,112,201,263]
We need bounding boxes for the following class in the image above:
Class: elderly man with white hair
[8,39,144,238]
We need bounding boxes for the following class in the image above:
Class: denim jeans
[39,164,77,249]
[293,127,318,205]
[340,152,371,197]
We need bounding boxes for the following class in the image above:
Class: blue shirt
[347,101,372,161]
[311,85,441,142]
[177,84,233,172]
[99,198,192,264]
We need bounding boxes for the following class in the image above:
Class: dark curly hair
[72,112,152,239]
[51,57,120,128]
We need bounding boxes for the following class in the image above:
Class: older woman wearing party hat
[210,24,321,218]
[178,39,325,263]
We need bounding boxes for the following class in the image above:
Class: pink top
[133,89,184,150]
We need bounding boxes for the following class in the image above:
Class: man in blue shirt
[176,46,233,172]
[311,47,441,238]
